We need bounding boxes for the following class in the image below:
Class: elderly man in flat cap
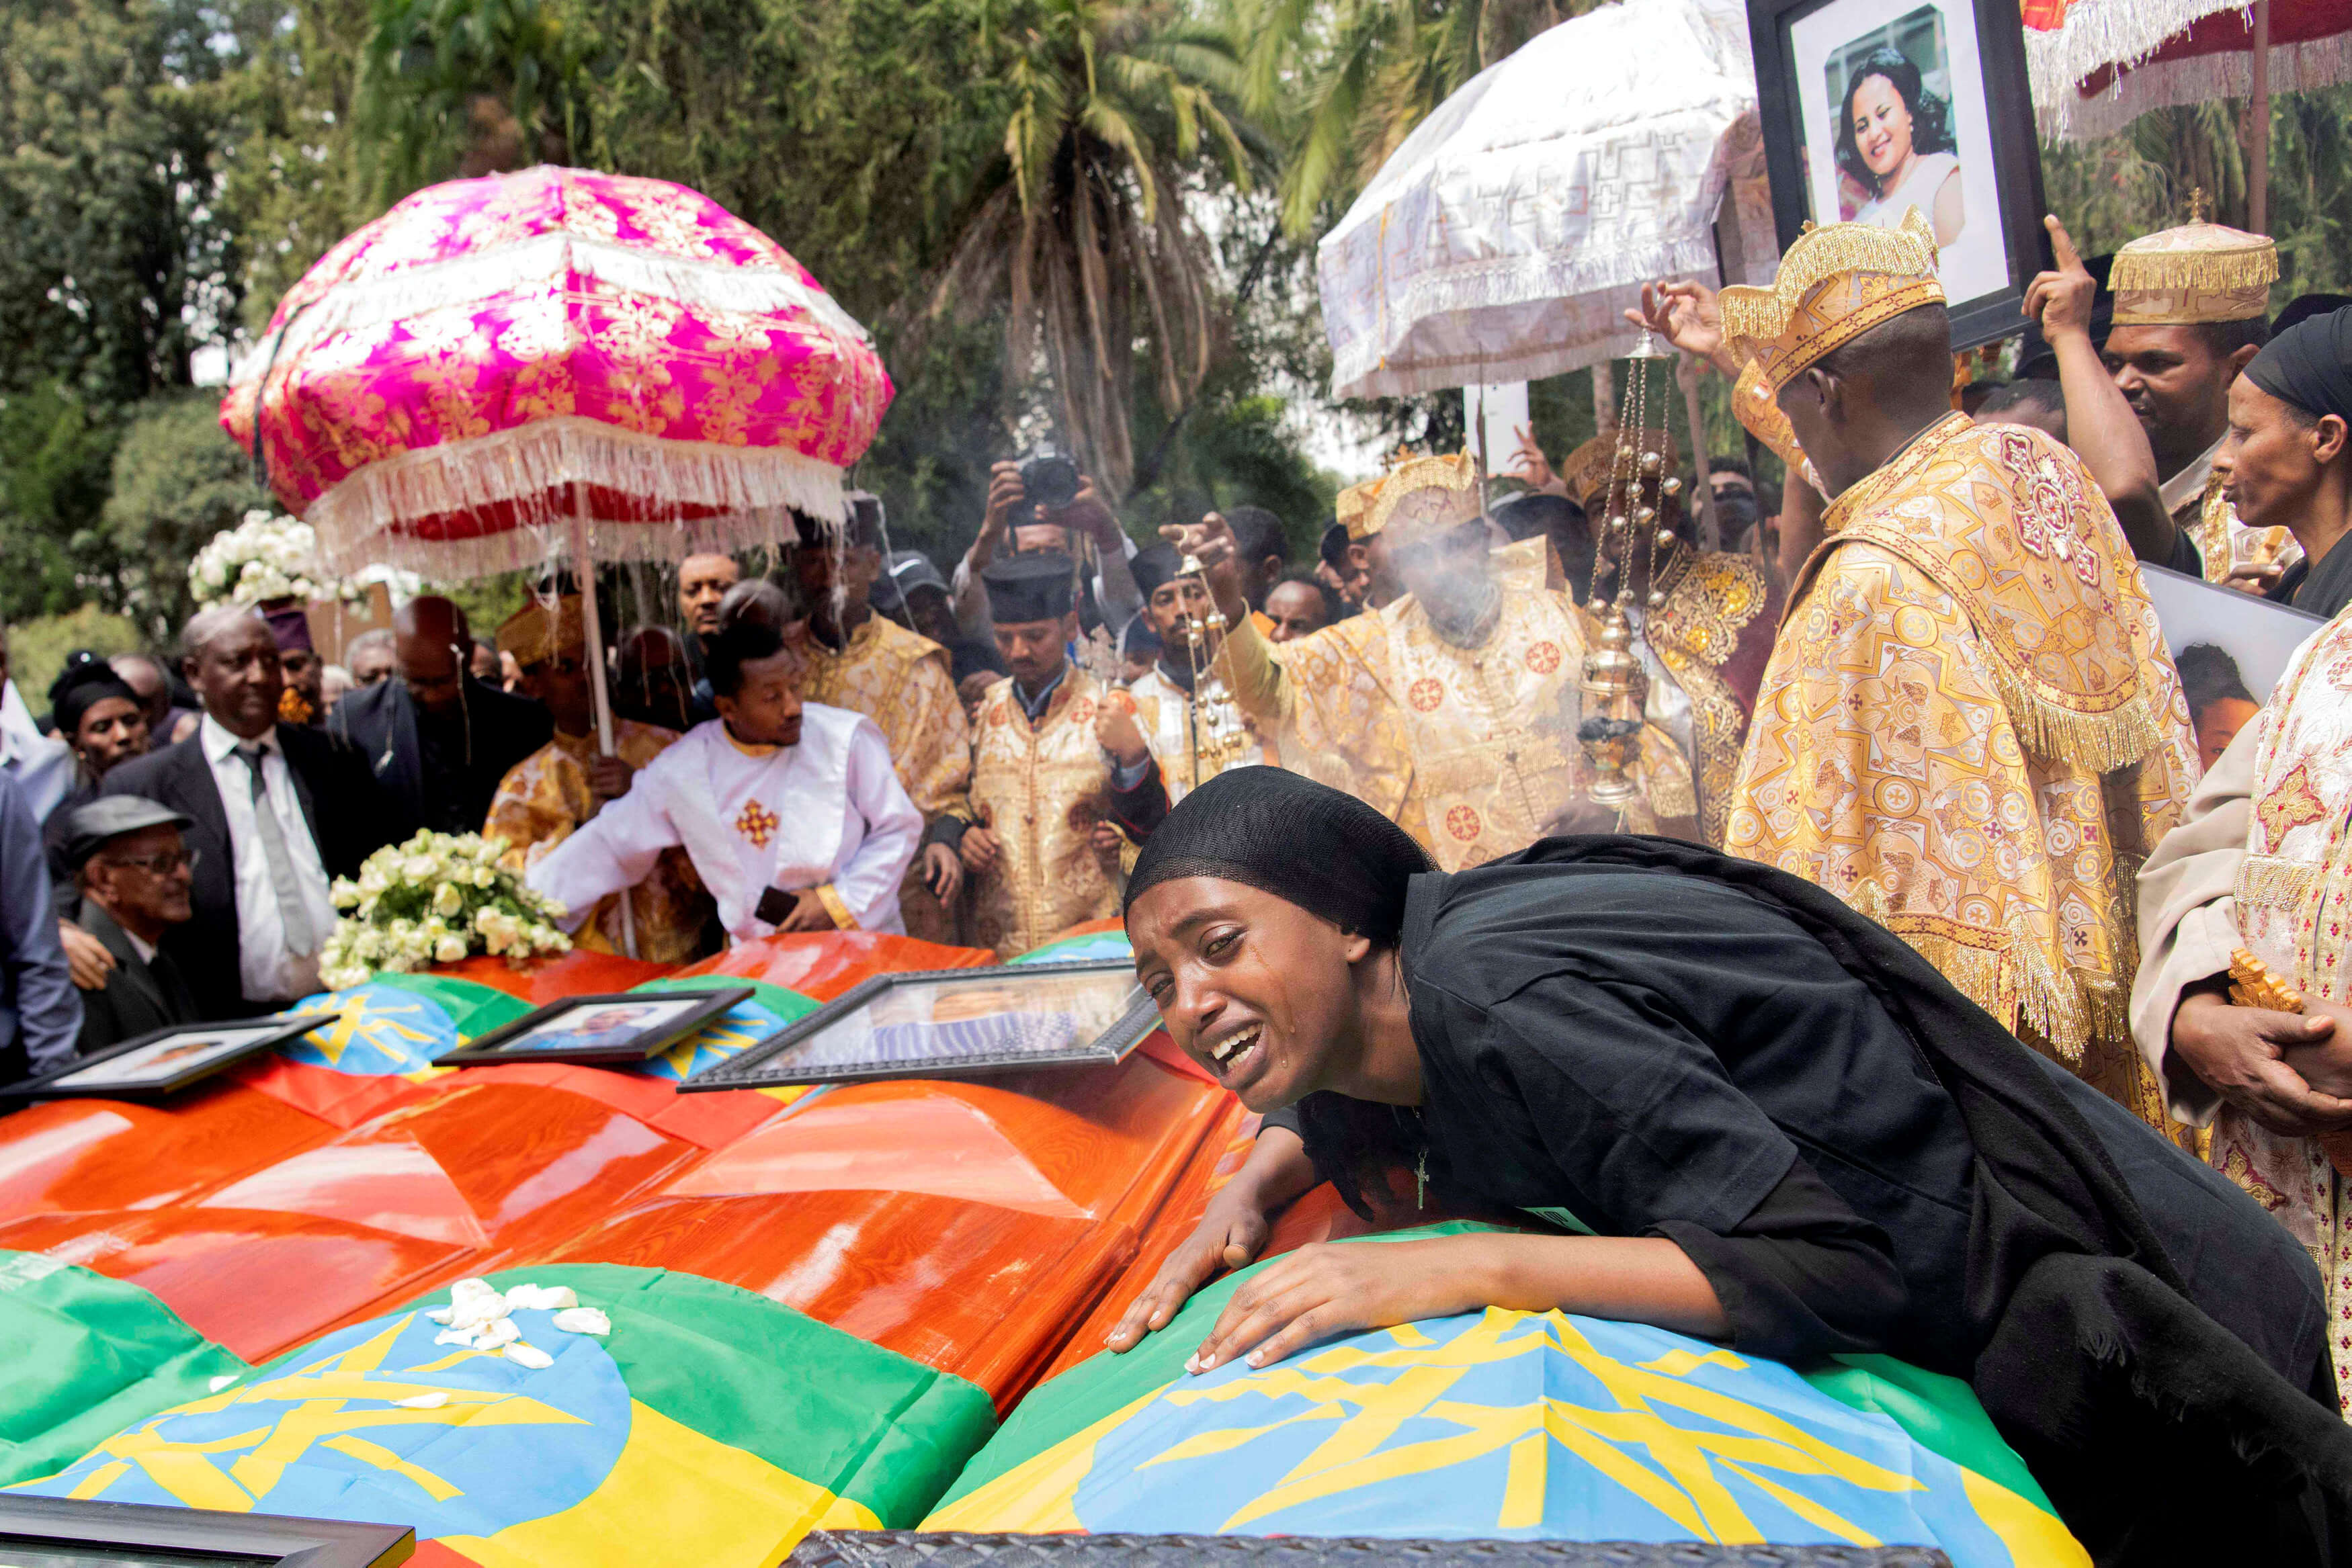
[61,796,200,1055]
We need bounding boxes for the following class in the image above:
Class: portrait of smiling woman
[1112,765,2352,1558]
[1835,42,1962,243]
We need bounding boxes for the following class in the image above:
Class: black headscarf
[2244,304,2352,426]
[50,664,140,738]
[1122,767,1431,945]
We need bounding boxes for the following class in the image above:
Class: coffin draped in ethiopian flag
[925,1224,2087,1565]
[13,1264,997,1567]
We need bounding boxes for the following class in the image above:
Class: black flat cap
[65,796,194,871]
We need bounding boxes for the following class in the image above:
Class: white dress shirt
[201,715,335,1003]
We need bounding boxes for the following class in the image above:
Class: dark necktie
[237,744,319,956]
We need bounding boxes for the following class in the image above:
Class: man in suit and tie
[101,607,407,1019]
[330,595,551,835]
[58,796,201,1053]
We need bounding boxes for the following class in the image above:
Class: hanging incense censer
[1577,328,1676,809]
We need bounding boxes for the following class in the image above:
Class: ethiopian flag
[0,1250,248,1490]
[17,1264,998,1568]
[924,1225,2085,1566]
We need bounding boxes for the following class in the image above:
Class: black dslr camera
[1017,450,1081,511]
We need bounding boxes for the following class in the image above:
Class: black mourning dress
[1267,840,2352,1559]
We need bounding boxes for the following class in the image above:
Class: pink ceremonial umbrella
[222,165,893,951]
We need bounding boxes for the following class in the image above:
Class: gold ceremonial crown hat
[1337,473,1388,542]
[1720,208,1945,395]
[497,594,587,669]
[1365,449,1483,549]
[1558,427,1681,515]
[2111,193,2276,326]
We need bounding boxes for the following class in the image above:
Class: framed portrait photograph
[2140,563,2324,770]
[681,961,1160,1090]
[0,1493,411,1568]
[0,1013,337,1104]
[433,987,757,1067]
[1747,0,2050,350]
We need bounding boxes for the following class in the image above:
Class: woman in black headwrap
[2219,302,2352,617]
[41,660,152,897]
[1114,767,2352,1561]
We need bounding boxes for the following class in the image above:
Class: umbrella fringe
[2039,30,2352,140]
[304,416,845,578]
[2022,0,2243,120]
[230,233,874,384]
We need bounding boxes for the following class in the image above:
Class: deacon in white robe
[528,618,922,942]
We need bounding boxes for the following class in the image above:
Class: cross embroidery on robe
[735,799,779,848]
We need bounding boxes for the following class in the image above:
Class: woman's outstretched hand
[1186,1236,1487,1374]
[1104,1179,1276,1352]
[1105,1123,1320,1352]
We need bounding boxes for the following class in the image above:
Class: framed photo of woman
[1747,0,2050,351]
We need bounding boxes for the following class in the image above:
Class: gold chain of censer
[1173,542,1251,790]
[1577,328,1680,809]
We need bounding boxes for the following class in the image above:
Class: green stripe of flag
[0,1251,248,1487]
[365,971,537,1037]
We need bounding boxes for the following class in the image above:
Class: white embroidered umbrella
[1315,0,1773,404]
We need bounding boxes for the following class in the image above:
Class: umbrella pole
[570,484,638,959]
[2250,0,2272,234]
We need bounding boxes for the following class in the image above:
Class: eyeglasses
[101,849,200,875]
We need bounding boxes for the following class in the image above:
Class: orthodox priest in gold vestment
[487,596,712,963]
[962,552,1171,957]
[1718,210,2199,1138]
[1179,451,1700,869]
[792,520,973,942]
[2136,605,2352,1409]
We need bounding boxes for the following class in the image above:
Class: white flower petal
[551,1307,610,1337]
[208,1375,238,1393]
[505,1284,578,1311]
[393,1391,450,1409]
[504,1342,553,1370]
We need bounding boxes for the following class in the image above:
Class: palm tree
[921,0,1263,498]
[351,0,595,207]
[1240,0,1571,238]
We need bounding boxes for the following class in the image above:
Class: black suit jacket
[329,677,551,835]
[71,896,200,1054]
[101,723,408,1020]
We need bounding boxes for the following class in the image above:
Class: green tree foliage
[1237,0,1573,237]
[101,392,276,636]
[352,0,597,206]
[2040,85,2352,300]
[917,0,1262,498]
[5,603,146,715]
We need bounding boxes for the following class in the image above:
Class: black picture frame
[680,960,1161,1090]
[1747,0,2050,352]
[432,986,758,1067]
[0,1012,339,1104]
[0,1494,411,1568]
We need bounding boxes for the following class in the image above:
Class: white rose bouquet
[321,830,571,990]
[189,509,426,610]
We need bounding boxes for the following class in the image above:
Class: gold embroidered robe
[797,614,972,942]
[969,668,1125,958]
[1728,413,2199,1135]
[2134,608,2352,1409]
[1643,547,1779,844]
[485,722,711,963]
[1218,541,1699,870]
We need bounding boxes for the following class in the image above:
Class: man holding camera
[952,456,1143,641]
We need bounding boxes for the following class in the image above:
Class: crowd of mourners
[8,197,2352,1552]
